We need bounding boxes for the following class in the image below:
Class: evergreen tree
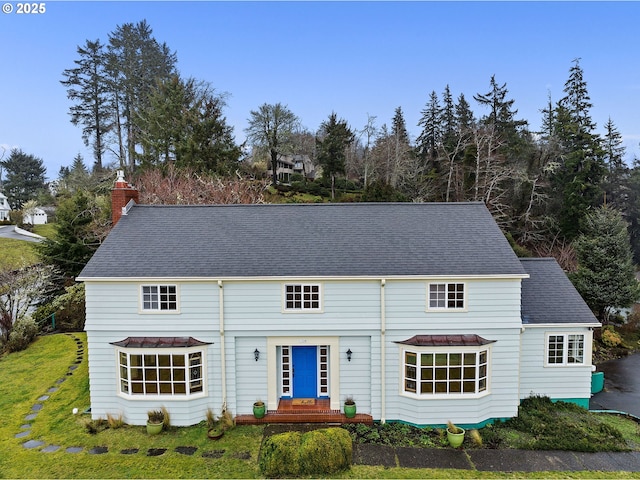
[137,76,240,174]
[61,39,111,170]
[106,20,177,169]
[0,149,47,209]
[416,91,442,163]
[316,112,354,199]
[569,207,640,323]
[38,190,108,278]
[602,117,628,210]
[552,59,606,239]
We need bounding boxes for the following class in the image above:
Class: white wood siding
[520,327,593,401]
[85,277,530,426]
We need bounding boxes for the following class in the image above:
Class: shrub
[4,316,38,352]
[601,325,623,347]
[504,395,626,452]
[259,428,352,477]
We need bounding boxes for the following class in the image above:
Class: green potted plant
[146,409,164,435]
[343,396,356,418]
[253,400,266,419]
[446,420,465,448]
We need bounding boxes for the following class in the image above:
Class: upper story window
[546,333,585,365]
[428,283,465,310]
[141,285,178,311]
[284,284,321,311]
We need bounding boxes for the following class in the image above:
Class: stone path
[14,333,238,459]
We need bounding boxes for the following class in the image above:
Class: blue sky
[1,1,639,180]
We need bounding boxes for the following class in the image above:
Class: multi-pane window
[428,283,465,310]
[547,334,585,365]
[118,350,204,396]
[142,285,177,311]
[403,348,488,396]
[284,284,321,311]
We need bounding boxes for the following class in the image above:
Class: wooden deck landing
[235,398,373,425]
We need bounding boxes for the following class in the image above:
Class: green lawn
[1,334,640,479]
[0,237,39,270]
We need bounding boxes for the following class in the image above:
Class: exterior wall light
[346,348,352,362]
[254,348,260,361]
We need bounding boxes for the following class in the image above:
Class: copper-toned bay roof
[395,334,496,347]
[110,337,211,348]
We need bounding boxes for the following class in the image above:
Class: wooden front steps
[235,398,373,425]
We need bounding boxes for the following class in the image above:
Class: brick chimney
[111,170,139,225]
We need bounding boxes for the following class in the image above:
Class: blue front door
[292,346,317,398]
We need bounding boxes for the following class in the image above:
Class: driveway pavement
[590,353,640,417]
[0,225,42,243]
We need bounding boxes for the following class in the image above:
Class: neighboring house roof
[520,258,599,325]
[78,202,527,279]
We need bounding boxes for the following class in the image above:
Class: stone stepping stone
[147,448,166,457]
[175,446,197,456]
[23,440,44,449]
[47,387,59,393]
[232,451,251,460]
[15,431,30,438]
[42,445,61,453]
[66,446,83,453]
[37,395,50,401]
[20,424,31,429]
[202,450,225,458]
[31,404,43,411]
[25,413,37,421]
[89,446,108,454]
[55,378,66,384]
[69,365,78,371]
[121,448,139,454]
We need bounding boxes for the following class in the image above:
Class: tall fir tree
[316,112,354,199]
[61,39,112,170]
[106,20,177,170]
[552,59,606,239]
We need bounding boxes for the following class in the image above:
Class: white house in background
[23,207,48,225]
[76,177,600,428]
[0,192,10,221]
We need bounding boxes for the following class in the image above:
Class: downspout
[218,280,227,406]
[380,278,386,424]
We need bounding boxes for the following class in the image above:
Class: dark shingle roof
[78,202,526,279]
[520,258,599,325]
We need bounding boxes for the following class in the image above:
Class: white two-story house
[77,178,599,428]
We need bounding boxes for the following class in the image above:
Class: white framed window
[428,283,465,310]
[141,285,178,311]
[402,347,489,397]
[283,284,321,311]
[117,348,205,398]
[546,333,585,365]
